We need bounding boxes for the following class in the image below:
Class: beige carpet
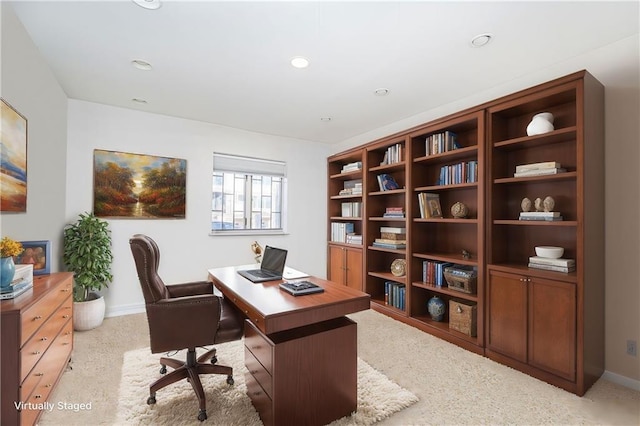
[115,340,418,425]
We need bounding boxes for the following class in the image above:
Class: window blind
[213,153,286,177]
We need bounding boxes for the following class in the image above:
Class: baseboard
[105,302,145,318]
[602,370,640,391]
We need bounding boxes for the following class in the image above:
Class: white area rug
[116,340,418,425]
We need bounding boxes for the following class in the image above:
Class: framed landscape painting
[93,149,186,219]
[1,99,27,212]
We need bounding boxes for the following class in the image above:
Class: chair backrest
[129,234,170,304]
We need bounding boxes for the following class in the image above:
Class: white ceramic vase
[526,112,555,136]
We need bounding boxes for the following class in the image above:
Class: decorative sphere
[450,202,468,218]
[543,196,555,212]
[427,296,446,322]
[521,197,532,212]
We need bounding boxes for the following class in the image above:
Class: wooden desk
[208,266,370,426]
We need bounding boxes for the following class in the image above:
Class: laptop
[237,246,288,283]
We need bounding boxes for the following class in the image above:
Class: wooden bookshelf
[326,70,604,395]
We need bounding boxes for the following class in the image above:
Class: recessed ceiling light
[290,56,310,69]
[132,0,161,10]
[374,88,389,96]
[132,98,148,104]
[471,33,492,48]
[131,60,152,71]
[320,117,332,122]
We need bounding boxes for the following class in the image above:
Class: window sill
[209,229,288,237]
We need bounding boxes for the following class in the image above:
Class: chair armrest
[146,294,221,353]
[166,281,213,298]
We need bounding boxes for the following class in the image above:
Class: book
[380,232,406,240]
[528,262,575,273]
[519,216,564,221]
[377,174,400,191]
[380,226,406,234]
[374,238,407,245]
[515,162,561,173]
[528,256,575,267]
[372,242,406,249]
[418,192,442,218]
[520,211,561,217]
[0,281,34,300]
[513,168,566,178]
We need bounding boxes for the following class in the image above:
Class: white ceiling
[9,1,639,144]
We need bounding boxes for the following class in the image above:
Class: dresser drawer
[21,297,72,382]
[245,345,272,398]
[244,320,273,373]
[21,279,72,346]
[245,371,273,426]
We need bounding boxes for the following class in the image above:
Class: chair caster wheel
[147,395,156,405]
[198,409,207,421]
[226,375,234,385]
[159,365,167,374]
[210,356,218,365]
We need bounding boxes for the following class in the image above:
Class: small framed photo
[426,193,443,218]
[15,240,51,275]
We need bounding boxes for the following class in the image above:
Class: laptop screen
[261,246,288,274]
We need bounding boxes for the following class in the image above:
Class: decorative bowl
[535,246,564,259]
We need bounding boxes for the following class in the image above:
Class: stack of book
[338,179,362,196]
[514,161,566,178]
[437,160,478,185]
[341,201,362,218]
[380,143,402,165]
[345,234,362,245]
[385,281,405,310]
[382,207,405,218]
[528,256,575,273]
[340,161,362,173]
[425,130,459,156]
[1,264,34,300]
[373,226,406,249]
[519,211,563,221]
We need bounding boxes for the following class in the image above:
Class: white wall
[333,35,640,386]
[66,100,329,316]
[0,3,68,272]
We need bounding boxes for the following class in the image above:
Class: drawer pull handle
[62,288,70,292]
[45,384,52,388]
[33,351,41,355]
[35,373,44,377]
[33,316,42,321]
[63,315,70,319]
[250,370,258,374]
[40,337,48,341]
[65,332,72,336]
[252,391,261,396]
[62,342,70,346]
[34,395,42,399]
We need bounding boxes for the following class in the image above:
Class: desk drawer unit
[1,273,74,426]
[244,317,358,426]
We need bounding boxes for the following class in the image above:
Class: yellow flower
[0,237,23,258]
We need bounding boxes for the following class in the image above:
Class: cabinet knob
[40,337,48,341]
[33,315,42,321]
[45,384,52,388]
[62,342,70,346]
[35,373,44,377]
[33,351,41,355]
[62,288,70,292]
[63,315,70,319]
[34,395,42,399]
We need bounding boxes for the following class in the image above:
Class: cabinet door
[344,247,362,291]
[487,270,527,363]
[528,277,576,381]
[328,246,346,285]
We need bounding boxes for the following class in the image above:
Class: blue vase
[0,256,16,291]
[427,296,446,321]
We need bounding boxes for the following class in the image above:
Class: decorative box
[443,265,477,294]
[449,300,477,336]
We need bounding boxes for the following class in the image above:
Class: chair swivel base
[146,347,234,422]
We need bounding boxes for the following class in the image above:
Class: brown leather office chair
[129,234,244,422]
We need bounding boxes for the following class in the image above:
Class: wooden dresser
[1,272,74,425]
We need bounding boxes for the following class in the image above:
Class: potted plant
[63,212,113,331]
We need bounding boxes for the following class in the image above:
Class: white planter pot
[73,295,106,331]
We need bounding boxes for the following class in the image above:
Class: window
[212,153,287,234]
